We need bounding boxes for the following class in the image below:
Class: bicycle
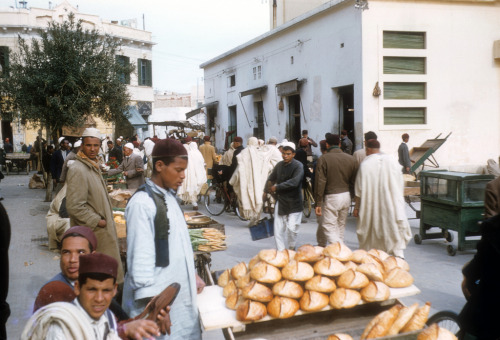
[204,180,246,220]
[302,177,315,218]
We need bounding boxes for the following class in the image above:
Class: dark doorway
[337,85,354,147]
[207,107,217,142]
[253,101,265,141]
[1,121,12,145]
[228,105,237,144]
[287,94,301,144]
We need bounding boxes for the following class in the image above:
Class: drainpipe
[272,0,277,29]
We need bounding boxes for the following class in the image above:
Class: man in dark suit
[50,138,70,187]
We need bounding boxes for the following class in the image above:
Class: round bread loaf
[299,290,329,312]
[267,296,300,319]
[360,281,390,302]
[324,242,352,261]
[231,262,248,280]
[225,290,247,310]
[356,263,384,282]
[384,268,414,288]
[361,254,385,273]
[250,261,282,284]
[236,273,251,288]
[327,334,354,340]
[343,261,358,271]
[236,300,267,322]
[217,269,231,287]
[368,248,390,261]
[313,257,347,277]
[241,281,273,302]
[223,280,237,298]
[349,249,368,263]
[337,269,370,289]
[258,249,290,268]
[305,275,336,293]
[329,288,361,309]
[295,244,325,262]
[383,256,410,272]
[282,260,315,281]
[272,280,304,299]
[248,255,261,270]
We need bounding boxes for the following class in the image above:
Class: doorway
[254,101,265,141]
[228,105,237,144]
[1,120,12,145]
[337,85,354,147]
[287,94,301,144]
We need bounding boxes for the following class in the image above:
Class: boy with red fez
[123,139,205,339]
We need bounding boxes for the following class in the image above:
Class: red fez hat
[79,253,118,280]
[62,226,97,251]
[152,138,187,158]
[184,136,192,143]
[33,281,76,312]
[234,136,243,143]
[203,136,211,142]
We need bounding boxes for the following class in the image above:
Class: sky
[22,0,271,93]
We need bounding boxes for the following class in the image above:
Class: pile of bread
[217,243,414,322]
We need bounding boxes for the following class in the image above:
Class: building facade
[201,0,500,171]
[0,0,154,149]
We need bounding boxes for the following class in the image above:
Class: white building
[200,0,500,171]
[0,0,154,147]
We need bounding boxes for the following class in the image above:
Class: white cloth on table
[123,179,201,339]
[354,153,412,257]
[273,202,302,251]
[177,143,207,205]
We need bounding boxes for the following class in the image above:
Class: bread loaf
[361,254,385,274]
[295,244,325,262]
[337,269,370,289]
[223,280,237,298]
[417,323,457,340]
[258,249,290,268]
[248,255,261,270]
[385,268,414,288]
[368,248,390,261]
[231,262,248,280]
[282,260,315,281]
[329,288,361,309]
[241,281,273,302]
[360,304,402,339]
[267,296,300,319]
[327,334,354,340]
[299,290,329,312]
[272,280,304,299]
[305,275,336,293]
[383,256,410,272]
[343,261,358,271]
[236,300,267,322]
[313,257,347,277]
[386,302,419,335]
[218,269,231,287]
[225,290,247,310]
[360,281,390,302]
[401,302,431,332]
[324,242,352,261]
[236,273,251,288]
[356,263,384,282]
[250,261,282,284]
[349,249,368,263]
[285,249,296,261]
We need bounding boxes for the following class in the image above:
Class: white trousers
[274,202,303,251]
[316,192,351,246]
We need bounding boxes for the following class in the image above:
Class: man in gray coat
[398,133,411,174]
[107,143,145,189]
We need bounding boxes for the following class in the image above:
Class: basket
[249,217,274,241]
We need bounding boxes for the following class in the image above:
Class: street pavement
[1,172,474,339]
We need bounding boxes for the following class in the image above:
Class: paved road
[1,173,473,339]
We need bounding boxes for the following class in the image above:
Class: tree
[0,13,134,142]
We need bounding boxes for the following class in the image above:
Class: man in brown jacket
[199,136,218,183]
[66,128,124,284]
[485,176,500,218]
[314,134,357,246]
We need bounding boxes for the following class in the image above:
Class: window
[253,65,262,80]
[228,105,237,143]
[115,55,130,84]
[383,57,425,74]
[384,108,426,125]
[228,75,236,87]
[137,58,152,86]
[0,46,9,77]
[254,101,264,140]
[384,82,426,100]
[383,31,426,49]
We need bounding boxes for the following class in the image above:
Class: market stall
[5,152,31,175]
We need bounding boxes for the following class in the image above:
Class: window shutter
[384,82,426,100]
[384,108,426,125]
[146,60,152,86]
[383,57,425,74]
[137,58,142,85]
[383,31,425,49]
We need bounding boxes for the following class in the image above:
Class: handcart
[414,170,493,256]
[409,132,451,175]
[5,152,31,175]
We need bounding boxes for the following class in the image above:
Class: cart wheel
[443,230,454,243]
[414,234,422,245]
[427,310,461,336]
[447,245,456,256]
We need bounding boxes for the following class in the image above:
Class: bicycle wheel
[303,188,312,218]
[235,204,248,221]
[426,310,461,336]
[204,185,226,216]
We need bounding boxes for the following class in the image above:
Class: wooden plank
[198,285,421,332]
[404,187,420,196]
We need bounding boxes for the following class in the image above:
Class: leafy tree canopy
[0,13,134,138]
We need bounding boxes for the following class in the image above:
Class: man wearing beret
[123,138,205,339]
[107,142,145,189]
[66,128,124,284]
[24,253,165,340]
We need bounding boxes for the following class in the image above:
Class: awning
[126,105,148,129]
[185,101,219,119]
[276,79,305,96]
[240,85,267,97]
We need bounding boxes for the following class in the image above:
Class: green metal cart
[414,170,493,256]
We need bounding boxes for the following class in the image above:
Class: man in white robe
[177,139,207,210]
[353,139,412,258]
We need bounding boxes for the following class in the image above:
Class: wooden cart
[198,285,421,340]
[5,152,31,175]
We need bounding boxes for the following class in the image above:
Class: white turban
[74,140,82,148]
[81,128,100,139]
[124,143,134,150]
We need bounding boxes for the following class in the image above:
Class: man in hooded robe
[177,138,207,210]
